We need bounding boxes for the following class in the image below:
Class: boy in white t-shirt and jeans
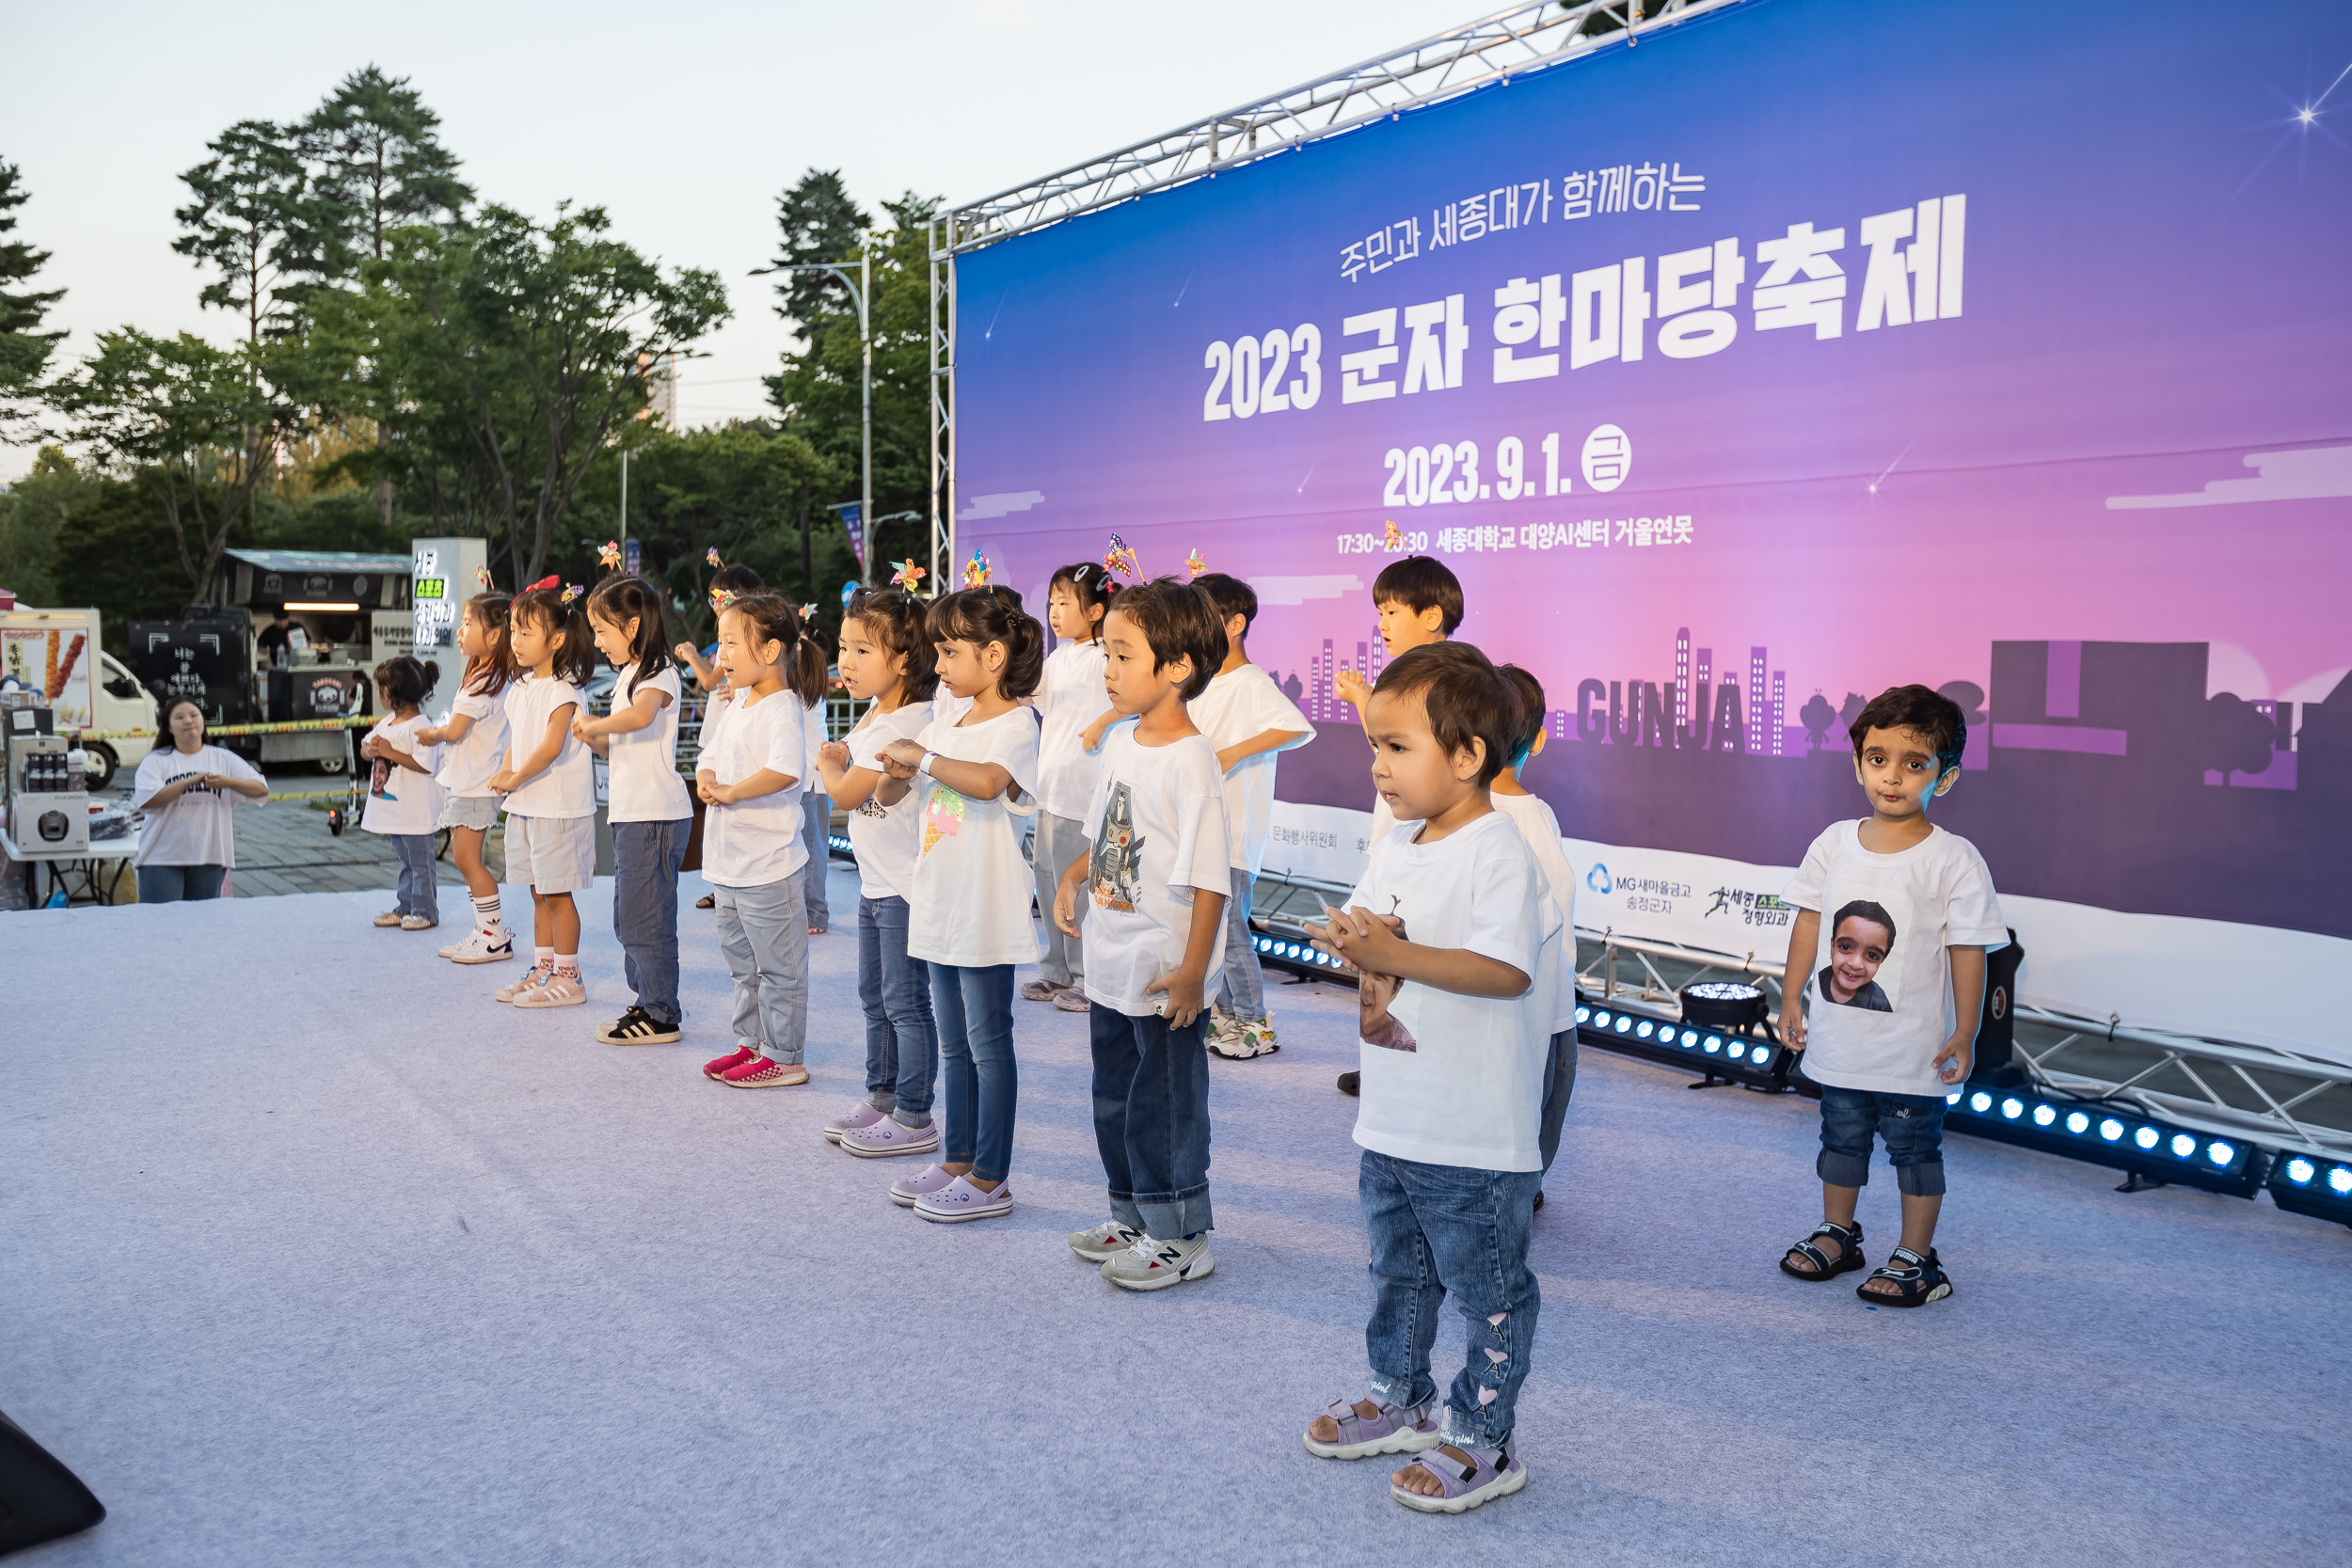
[1185,573,1313,1060]
[1778,684,2006,1307]
[1304,641,1559,1516]
[1053,578,1232,1291]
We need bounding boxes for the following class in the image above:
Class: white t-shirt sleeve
[1783,825,1837,912]
[1168,768,1232,898]
[1460,835,1542,978]
[1242,671,1313,747]
[767,699,808,783]
[984,711,1042,817]
[1944,841,2009,949]
[215,745,266,792]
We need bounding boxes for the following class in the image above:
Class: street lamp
[751,230,874,584]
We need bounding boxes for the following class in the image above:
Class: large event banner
[951,0,2352,1052]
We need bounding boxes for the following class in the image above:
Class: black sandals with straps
[1779,1220,1866,1281]
[1857,1245,1952,1307]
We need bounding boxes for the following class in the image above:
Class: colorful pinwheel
[798,603,818,622]
[560,583,584,606]
[597,540,621,571]
[962,548,992,588]
[1184,547,1207,578]
[706,547,724,569]
[891,559,926,588]
[1103,533,1141,579]
[475,566,494,590]
[710,587,742,613]
[1382,519,1403,552]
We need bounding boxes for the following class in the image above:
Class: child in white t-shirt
[416,593,515,963]
[816,587,944,1158]
[674,562,769,912]
[360,656,446,930]
[1304,641,1557,1517]
[1024,562,1119,1012]
[1335,554,1462,1099]
[1491,665,1579,1196]
[575,577,693,1045]
[1777,685,2005,1308]
[1050,578,1232,1291]
[696,594,818,1089]
[795,630,834,936]
[488,583,599,1009]
[1184,572,1313,1060]
[876,585,1046,1224]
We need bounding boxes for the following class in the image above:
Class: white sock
[534,945,554,971]
[554,951,579,979]
[473,894,502,933]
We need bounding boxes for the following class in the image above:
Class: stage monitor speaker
[0,1408,103,1557]
[1969,927,2027,1087]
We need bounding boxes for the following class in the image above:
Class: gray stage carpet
[3,867,2345,1566]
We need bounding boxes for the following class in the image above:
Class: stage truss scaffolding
[927,0,1747,579]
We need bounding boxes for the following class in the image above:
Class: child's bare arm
[1145,888,1228,1028]
[578,688,664,741]
[1216,726,1310,775]
[379,743,432,775]
[1935,945,1987,1084]
[1079,709,1127,752]
[494,705,576,793]
[1780,907,1820,1050]
[1053,851,1090,938]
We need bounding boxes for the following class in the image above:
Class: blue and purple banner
[950,0,2352,1048]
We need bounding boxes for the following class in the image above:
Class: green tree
[173,119,325,345]
[766,169,867,326]
[55,329,305,604]
[0,157,64,438]
[764,184,940,580]
[0,445,76,604]
[335,205,728,585]
[303,65,473,529]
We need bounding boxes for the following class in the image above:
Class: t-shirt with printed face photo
[360,713,444,836]
[1782,820,2008,1098]
[1344,810,1562,1174]
[844,700,932,903]
[907,705,1043,970]
[701,688,808,889]
[1078,725,1232,1017]
[1186,663,1314,878]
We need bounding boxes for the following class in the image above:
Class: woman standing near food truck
[130,697,269,902]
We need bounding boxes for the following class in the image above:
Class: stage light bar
[2266,1153,2352,1227]
[1577,998,1791,1091]
[1941,1087,2269,1198]
[1251,930,1343,977]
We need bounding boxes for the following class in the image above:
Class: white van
[0,609,161,790]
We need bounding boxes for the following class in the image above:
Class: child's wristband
[914,752,934,780]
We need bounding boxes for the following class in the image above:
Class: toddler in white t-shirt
[1050,578,1232,1291]
[360,656,445,930]
[815,587,946,1159]
[1184,573,1314,1061]
[876,585,1047,1225]
[1777,685,2005,1309]
[1304,641,1556,1518]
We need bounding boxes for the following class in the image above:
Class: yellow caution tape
[79,716,371,741]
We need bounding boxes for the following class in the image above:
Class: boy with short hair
[1335,554,1462,1096]
[1778,684,2005,1307]
[1053,578,1232,1291]
[1186,572,1314,1061]
[1303,641,1559,1515]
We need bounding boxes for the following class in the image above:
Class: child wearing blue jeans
[1052,578,1232,1290]
[1305,641,1561,1515]
[1777,684,2005,1307]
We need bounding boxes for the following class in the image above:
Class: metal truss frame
[925,0,1746,582]
[1573,927,2352,1164]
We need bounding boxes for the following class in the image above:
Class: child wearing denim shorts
[1778,685,2006,1307]
[1303,641,1560,1515]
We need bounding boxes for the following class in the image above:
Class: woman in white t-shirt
[815,587,944,1158]
[359,656,446,931]
[575,577,695,1045]
[876,585,1047,1225]
[130,697,268,903]
[696,594,818,1088]
[417,592,516,963]
[1024,562,1118,1011]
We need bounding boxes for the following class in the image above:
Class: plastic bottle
[66,735,87,793]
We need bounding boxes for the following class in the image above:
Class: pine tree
[0,157,64,432]
[172,119,325,345]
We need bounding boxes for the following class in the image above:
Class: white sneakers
[444,928,515,964]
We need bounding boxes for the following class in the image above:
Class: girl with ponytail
[418,593,516,963]
[871,584,1047,1222]
[790,628,834,936]
[696,594,819,1088]
[487,581,600,1009]
[574,576,694,1045]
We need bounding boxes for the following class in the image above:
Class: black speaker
[1969,927,2026,1087]
[0,1408,103,1556]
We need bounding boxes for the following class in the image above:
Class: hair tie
[525,575,560,594]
